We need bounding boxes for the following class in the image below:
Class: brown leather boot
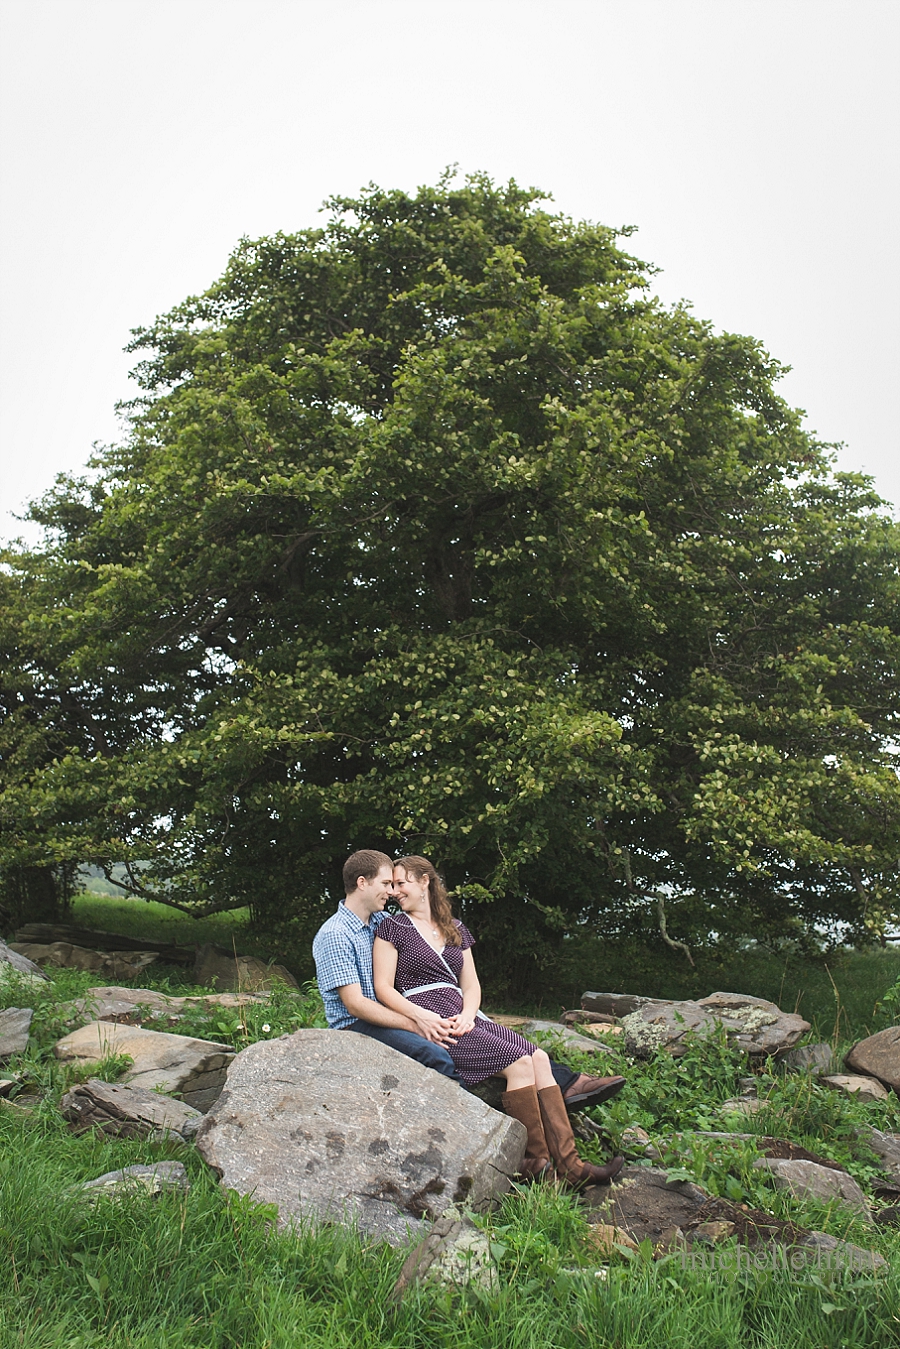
[537,1084,624,1189]
[501,1085,554,1181]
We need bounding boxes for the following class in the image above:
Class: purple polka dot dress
[375,914,537,1086]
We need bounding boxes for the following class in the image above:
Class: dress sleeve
[454,920,475,950]
[375,915,401,948]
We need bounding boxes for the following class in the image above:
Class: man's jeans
[345,1020,578,1092]
[346,1019,462,1079]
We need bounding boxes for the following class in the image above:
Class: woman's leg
[499,1054,537,1090]
[536,1084,624,1189]
[499,1060,552,1181]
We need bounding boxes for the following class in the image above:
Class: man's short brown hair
[342,849,393,894]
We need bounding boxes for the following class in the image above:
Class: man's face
[359,865,395,915]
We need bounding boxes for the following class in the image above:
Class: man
[312,849,625,1109]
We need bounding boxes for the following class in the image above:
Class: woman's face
[393,866,428,911]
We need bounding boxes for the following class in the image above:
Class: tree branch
[620,848,695,965]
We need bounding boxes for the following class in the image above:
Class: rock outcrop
[589,1166,710,1243]
[54,1021,233,1111]
[196,1028,525,1245]
[620,992,809,1058]
[864,1129,900,1183]
[518,1019,614,1057]
[77,1161,189,1202]
[581,993,662,1018]
[60,984,268,1027]
[15,922,194,965]
[780,1043,840,1075]
[11,941,159,978]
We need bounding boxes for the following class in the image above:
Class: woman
[373,855,624,1188]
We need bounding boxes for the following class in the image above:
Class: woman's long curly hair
[395,855,462,947]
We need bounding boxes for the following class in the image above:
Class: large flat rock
[54,1021,233,1111]
[60,1078,203,1141]
[845,1027,900,1092]
[752,1158,870,1215]
[195,1029,526,1245]
[621,992,809,1058]
[60,985,269,1027]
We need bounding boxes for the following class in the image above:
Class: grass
[2,1100,899,1349]
[69,893,256,953]
[3,901,900,1346]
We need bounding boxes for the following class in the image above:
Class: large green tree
[2,173,898,979]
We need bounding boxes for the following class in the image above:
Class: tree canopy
[2,172,898,979]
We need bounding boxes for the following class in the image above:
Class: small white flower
[261,1023,271,1033]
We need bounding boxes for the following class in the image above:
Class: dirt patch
[685,1196,805,1249]
[586,1167,708,1243]
[758,1137,846,1171]
[586,1164,809,1251]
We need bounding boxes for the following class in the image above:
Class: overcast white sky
[1,0,898,544]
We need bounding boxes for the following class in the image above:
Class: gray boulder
[54,1021,233,1111]
[60,1078,203,1142]
[194,943,298,992]
[621,992,809,1058]
[0,939,48,986]
[752,1158,870,1215]
[780,1042,839,1075]
[845,1027,900,1092]
[196,1029,526,1245]
[0,1008,32,1060]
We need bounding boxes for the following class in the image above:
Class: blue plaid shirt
[312,902,387,1030]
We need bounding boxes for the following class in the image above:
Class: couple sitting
[313,849,624,1187]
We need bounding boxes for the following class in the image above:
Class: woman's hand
[448,1012,476,1036]
[408,1006,460,1045]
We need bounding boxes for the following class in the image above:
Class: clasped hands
[409,1007,476,1044]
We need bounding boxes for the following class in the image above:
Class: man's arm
[337,982,423,1033]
